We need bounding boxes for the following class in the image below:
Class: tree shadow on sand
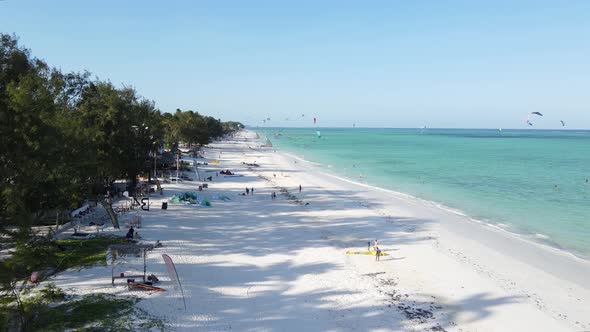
[52,172,527,331]
[142,254,525,331]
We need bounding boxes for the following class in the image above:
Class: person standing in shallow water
[246,188,249,195]
[299,185,302,193]
[251,187,254,195]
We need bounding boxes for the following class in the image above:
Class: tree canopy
[0,34,242,234]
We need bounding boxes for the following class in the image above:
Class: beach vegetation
[0,31,235,332]
[1,283,167,332]
[0,235,139,331]
[0,33,242,242]
[3,235,127,280]
[0,32,239,332]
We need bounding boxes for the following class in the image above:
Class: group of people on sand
[126,227,141,241]
[126,227,165,249]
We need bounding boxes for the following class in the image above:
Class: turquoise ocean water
[257,128,590,258]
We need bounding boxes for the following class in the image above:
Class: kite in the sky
[526,112,543,126]
[560,120,565,126]
[313,117,317,125]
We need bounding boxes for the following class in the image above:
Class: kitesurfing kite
[560,120,565,127]
[313,117,317,125]
[526,112,543,126]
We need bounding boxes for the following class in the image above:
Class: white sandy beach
[49,130,590,331]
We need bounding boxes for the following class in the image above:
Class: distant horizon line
[246,126,590,131]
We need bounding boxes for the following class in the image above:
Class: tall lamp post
[194,156,201,181]
[176,150,180,184]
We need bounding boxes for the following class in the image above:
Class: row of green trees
[0,34,242,236]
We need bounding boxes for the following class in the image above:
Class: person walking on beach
[376,247,381,261]
[246,188,250,195]
[299,184,302,193]
[251,187,254,195]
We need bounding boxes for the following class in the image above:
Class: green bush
[0,235,130,331]
[28,293,137,331]
[3,235,127,281]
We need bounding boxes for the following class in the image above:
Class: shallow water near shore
[256,128,590,258]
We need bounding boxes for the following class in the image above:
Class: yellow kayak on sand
[346,251,388,256]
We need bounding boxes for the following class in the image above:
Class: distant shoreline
[250,126,590,131]
[248,130,590,330]
[278,148,589,262]
[258,128,590,261]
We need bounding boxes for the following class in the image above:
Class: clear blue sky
[1,0,589,128]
